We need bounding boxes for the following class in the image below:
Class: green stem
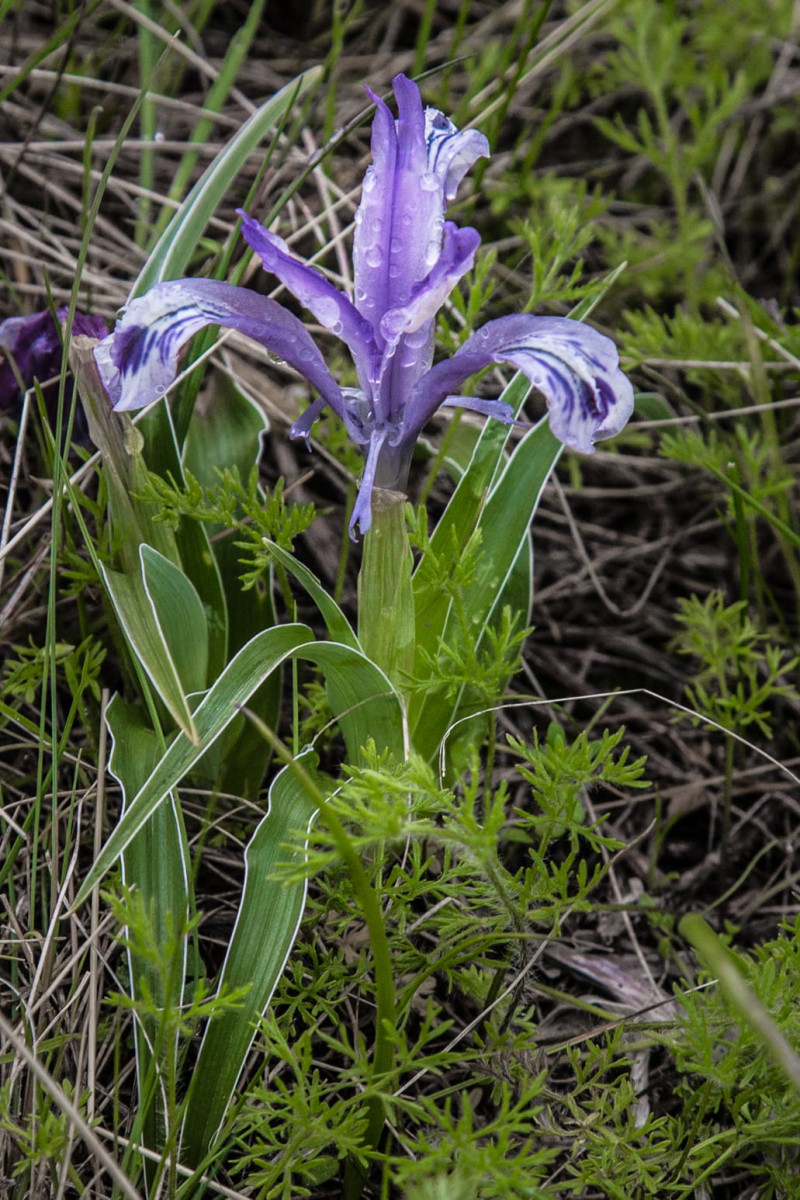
[357,489,415,694]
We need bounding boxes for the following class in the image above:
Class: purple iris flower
[93,74,633,535]
[0,307,108,412]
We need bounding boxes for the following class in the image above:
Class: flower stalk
[357,489,415,692]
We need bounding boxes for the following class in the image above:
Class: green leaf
[183,372,280,800]
[138,401,229,677]
[141,545,209,697]
[635,390,676,422]
[412,372,533,689]
[72,625,404,908]
[411,417,562,761]
[465,417,561,633]
[131,65,323,297]
[265,541,359,650]
[181,748,322,1164]
[106,697,190,1159]
[680,914,800,1094]
[101,547,208,743]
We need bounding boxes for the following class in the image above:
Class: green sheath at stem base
[357,488,415,694]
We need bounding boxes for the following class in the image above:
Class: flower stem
[357,488,415,694]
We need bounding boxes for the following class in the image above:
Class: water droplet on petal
[419,173,438,193]
[315,296,341,326]
[365,245,383,269]
[425,239,440,267]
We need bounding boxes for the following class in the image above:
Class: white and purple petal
[424,106,489,202]
[94,278,345,420]
[408,314,634,452]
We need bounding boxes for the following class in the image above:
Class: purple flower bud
[0,308,108,412]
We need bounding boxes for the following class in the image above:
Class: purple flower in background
[94,74,634,535]
[0,307,108,414]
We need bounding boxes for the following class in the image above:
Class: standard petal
[237,210,378,389]
[407,314,634,452]
[355,74,482,324]
[93,278,345,419]
[353,86,398,326]
[425,106,489,202]
[379,223,481,344]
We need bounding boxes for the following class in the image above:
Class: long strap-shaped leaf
[411,416,562,761]
[264,540,360,649]
[179,748,323,1165]
[73,624,404,908]
[101,546,209,744]
[410,375,533,723]
[107,697,190,1172]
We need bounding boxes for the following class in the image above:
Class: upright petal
[353,87,398,327]
[93,278,345,421]
[237,210,378,391]
[425,106,489,202]
[408,314,634,452]
[354,75,488,325]
[379,223,481,345]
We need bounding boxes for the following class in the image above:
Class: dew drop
[425,239,440,267]
[315,296,341,326]
[365,245,383,269]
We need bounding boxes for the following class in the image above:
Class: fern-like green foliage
[671,591,798,737]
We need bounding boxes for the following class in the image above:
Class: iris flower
[94,74,633,535]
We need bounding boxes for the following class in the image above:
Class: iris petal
[424,107,489,202]
[349,427,388,537]
[409,314,634,452]
[92,74,633,539]
[237,209,377,392]
[379,223,481,344]
[94,278,345,419]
